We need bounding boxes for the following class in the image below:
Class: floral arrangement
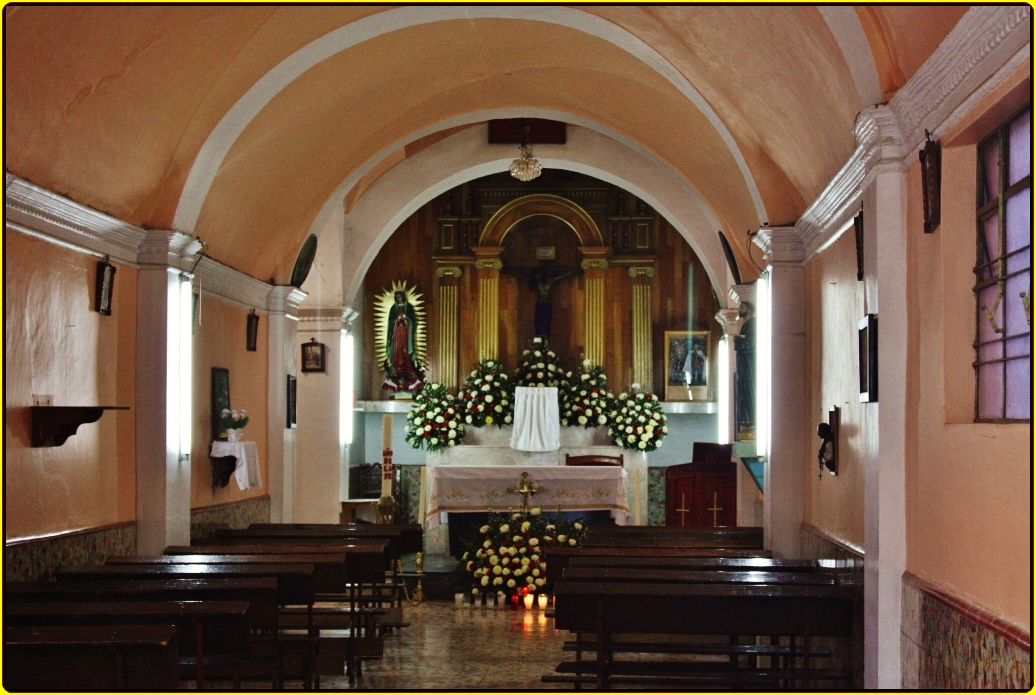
[461,508,587,597]
[513,336,562,388]
[608,384,668,451]
[561,358,615,428]
[459,359,514,428]
[220,408,249,431]
[404,382,465,452]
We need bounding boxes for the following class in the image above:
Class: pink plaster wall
[4,229,137,539]
[295,328,342,523]
[804,230,866,548]
[191,295,269,508]
[905,136,1031,631]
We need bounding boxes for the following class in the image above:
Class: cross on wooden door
[675,494,691,527]
[707,492,724,527]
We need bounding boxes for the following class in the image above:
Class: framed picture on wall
[663,330,712,402]
[287,374,297,428]
[211,368,231,441]
[858,314,878,402]
[301,338,326,372]
[95,258,116,315]
[246,311,259,352]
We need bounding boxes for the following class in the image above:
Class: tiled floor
[323,599,570,690]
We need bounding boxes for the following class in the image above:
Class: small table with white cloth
[424,465,629,529]
[209,440,262,491]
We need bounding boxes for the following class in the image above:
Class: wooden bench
[248,522,424,555]
[4,624,179,691]
[215,527,405,563]
[6,600,250,689]
[549,581,853,690]
[583,525,764,542]
[544,546,772,586]
[561,567,836,586]
[567,555,819,572]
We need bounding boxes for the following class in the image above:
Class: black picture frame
[858,314,878,402]
[853,210,865,281]
[919,131,941,234]
[211,368,231,440]
[95,259,116,315]
[246,311,259,352]
[301,339,326,373]
[287,374,297,428]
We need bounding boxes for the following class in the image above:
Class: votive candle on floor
[496,591,505,609]
[537,593,548,610]
[455,592,464,608]
[523,594,534,610]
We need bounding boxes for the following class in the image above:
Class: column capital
[753,226,805,265]
[728,283,756,308]
[628,265,655,278]
[715,309,742,337]
[435,265,463,278]
[267,285,308,315]
[137,229,204,269]
[342,306,360,330]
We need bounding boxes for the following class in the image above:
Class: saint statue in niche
[503,263,581,337]
[733,301,756,441]
[374,282,427,395]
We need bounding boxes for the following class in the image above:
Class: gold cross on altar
[676,493,690,527]
[507,472,543,514]
[707,492,724,527]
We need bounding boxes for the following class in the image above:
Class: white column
[714,308,740,445]
[863,157,908,690]
[135,231,202,554]
[267,286,307,523]
[754,228,806,558]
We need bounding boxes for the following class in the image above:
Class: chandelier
[509,128,542,182]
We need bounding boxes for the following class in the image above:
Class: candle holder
[523,594,534,610]
[537,593,548,610]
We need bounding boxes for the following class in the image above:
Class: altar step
[397,553,468,601]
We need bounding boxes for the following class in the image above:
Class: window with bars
[974,105,1031,422]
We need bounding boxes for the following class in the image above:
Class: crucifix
[707,492,724,527]
[675,493,690,527]
[507,472,543,514]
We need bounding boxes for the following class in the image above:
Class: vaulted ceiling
[4,6,968,284]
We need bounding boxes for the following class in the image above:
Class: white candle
[537,594,548,610]
[523,594,534,610]
[496,591,505,609]
[455,592,464,608]
[382,414,392,451]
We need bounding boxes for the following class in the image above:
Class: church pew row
[213,526,406,563]
[247,522,424,554]
[543,545,772,586]
[5,600,251,689]
[547,581,854,690]
[4,625,180,692]
[582,525,763,543]
[566,555,819,572]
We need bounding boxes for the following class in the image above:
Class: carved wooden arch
[478,194,605,248]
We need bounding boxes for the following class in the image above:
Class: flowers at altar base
[513,337,563,388]
[404,382,465,452]
[459,359,515,428]
[608,384,668,452]
[460,509,586,597]
[560,357,615,428]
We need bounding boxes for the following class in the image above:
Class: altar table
[424,465,629,529]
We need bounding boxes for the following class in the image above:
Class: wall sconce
[919,130,941,234]
[246,310,259,352]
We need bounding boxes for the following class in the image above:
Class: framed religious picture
[211,368,231,441]
[286,374,297,428]
[246,311,259,352]
[859,314,878,402]
[301,338,326,372]
[95,258,116,315]
[664,331,712,402]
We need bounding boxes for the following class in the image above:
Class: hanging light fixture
[509,126,542,182]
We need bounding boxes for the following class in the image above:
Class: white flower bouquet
[219,408,249,431]
[404,382,466,452]
[460,509,587,597]
[459,359,514,428]
[513,336,562,388]
[608,383,668,452]
[560,358,615,428]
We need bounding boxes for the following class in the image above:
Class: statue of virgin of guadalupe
[384,291,423,393]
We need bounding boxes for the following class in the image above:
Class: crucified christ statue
[502,264,581,337]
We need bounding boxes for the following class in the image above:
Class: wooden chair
[564,454,623,466]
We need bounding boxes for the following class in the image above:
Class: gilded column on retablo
[473,247,503,361]
[580,249,609,367]
[629,266,655,388]
[435,266,461,390]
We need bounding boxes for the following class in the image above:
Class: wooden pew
[167,543,388,584]
[6,601,250,689]
[567,556,818,572]
[561,567,836,587]
[4,625,179,691]
[543,546,772,586]
[214,526,405,562]
[549,582,854,690]
[583,525,764,542]
[107,554,349,594]
[581,536,764,549]
[248,523,424,554]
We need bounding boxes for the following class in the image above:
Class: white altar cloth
[510,387,560,451]
[210,441,262,491]
[425,465,629,528]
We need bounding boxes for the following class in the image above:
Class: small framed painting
[246,311,259,352]
[301,338,326,373]
[211,368,231,441]
[858,314,878,402]
[664,330,712,402]
[95,258,116,315]
[287,374,297,428]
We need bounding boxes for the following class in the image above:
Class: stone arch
[478,194,604,248]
